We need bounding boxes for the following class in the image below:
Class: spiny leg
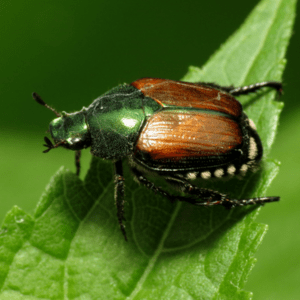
[164,176,280,209]
[75,150,81,176]
[228,81,283,96]
[132,168,279,209]
[114,160,127,241]
[131,168,176,202]
[197,81,282,96]
[132,168,225,205]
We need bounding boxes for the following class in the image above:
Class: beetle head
[33,92,91,152]
[48,112,91,151]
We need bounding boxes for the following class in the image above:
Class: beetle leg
[164,176,280,209]
[196,81,282,96]
[228,81,283,96]
[131,170,228,206]
[131,168,179,203]
[131,168,279,209]
[131,168,230,206]
[114,160,127,241]
[75,150,81,176]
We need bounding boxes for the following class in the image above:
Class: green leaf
[0,0,296,299]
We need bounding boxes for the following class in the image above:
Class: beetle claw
[42,136,54,153]
[44,136,54,147]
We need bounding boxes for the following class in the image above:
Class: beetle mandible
[34,78,282,240]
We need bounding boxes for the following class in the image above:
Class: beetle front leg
[75,150,81,176]
[114,160,127,241]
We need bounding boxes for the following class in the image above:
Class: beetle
[33,78,282,240]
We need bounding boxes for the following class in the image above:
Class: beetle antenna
[33,92,61,118]
[43,136,65,153]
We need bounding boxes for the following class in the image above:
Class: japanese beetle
[34,78,282,240]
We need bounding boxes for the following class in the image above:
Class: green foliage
[0,0,295,298]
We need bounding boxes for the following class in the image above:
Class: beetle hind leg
[131,168,181,203]
[192,194,280,209]
[114,160,127,241]
[228,81,283,96]
[218,196,280,209]
[197,81,282,96]
[164,176,280,208]
[132,168,280,209]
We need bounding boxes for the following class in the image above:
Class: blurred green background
[0,0,299,298]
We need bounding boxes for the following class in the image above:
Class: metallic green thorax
[49,83,161,158]
[86,83,160,159]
